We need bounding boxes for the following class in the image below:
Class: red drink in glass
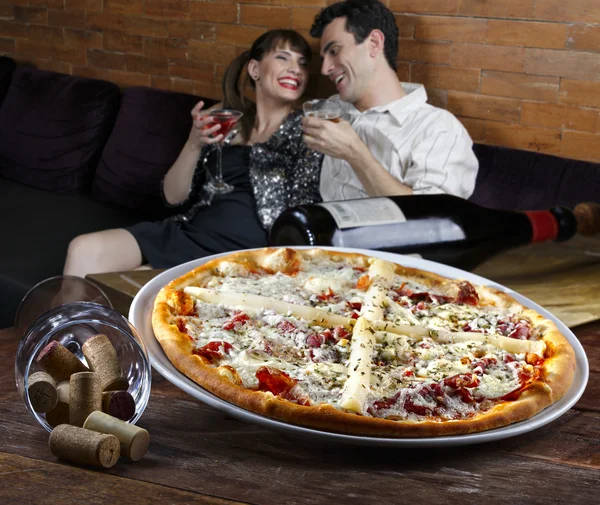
[201,109,243,195]
[209,112,238,138]
[202,112,239,139]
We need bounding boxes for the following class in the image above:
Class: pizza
[151,247,576,437]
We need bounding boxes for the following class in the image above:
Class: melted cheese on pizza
[173,253,546,422]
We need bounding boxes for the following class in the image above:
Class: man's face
[320,17,372,105]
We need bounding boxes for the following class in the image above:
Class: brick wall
[1,0,599,162]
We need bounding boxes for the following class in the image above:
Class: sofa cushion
[0,176,145,329]
[470,144,600,210]
[0,67,120,193]
[0,56,16,107]
[92,87,217,219]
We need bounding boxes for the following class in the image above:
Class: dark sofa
[1,55,599,329]
[0,56,217,328]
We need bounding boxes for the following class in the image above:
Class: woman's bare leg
[63,228,144,278]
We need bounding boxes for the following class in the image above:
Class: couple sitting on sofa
[64,0,478,277]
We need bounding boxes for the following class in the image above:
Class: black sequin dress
[127,112,322,268]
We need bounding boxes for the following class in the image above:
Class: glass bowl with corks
[15,298,152,435]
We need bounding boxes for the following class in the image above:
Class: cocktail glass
[203,109,243,195]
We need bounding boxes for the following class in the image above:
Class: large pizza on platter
[151,247,576,437]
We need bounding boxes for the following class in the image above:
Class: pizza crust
[152,247,577,438]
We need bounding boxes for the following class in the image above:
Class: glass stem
[215,143,224,183]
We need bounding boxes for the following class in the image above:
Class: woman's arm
[162,140,204,205]
[163,101,223,205]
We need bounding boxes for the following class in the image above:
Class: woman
[64,30,322,276]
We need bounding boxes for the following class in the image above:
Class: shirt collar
[333,83,429,124]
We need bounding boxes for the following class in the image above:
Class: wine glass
[202,109,243,195]
[303,99,342,122]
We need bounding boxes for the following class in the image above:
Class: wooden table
[1,323,598,504]
[2,236,600,503]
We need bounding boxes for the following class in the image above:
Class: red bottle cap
[524,211,559,242]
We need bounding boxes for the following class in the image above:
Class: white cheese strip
[371,325,545,355]
[339,317,375,414]
[436,331,546,356]
[368,257,396,282]
[384,296,421,325]
[371,320,430,338]
[184,287,354,328]
[361,284,389,322]
[339,259,396,413]
[361,258,396,321]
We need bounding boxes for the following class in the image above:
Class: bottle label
[524,211,558,242]
[318,198,407,229]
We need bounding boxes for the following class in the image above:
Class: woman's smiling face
[250,43,310,103]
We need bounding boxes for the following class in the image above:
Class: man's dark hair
[310,0,399,71]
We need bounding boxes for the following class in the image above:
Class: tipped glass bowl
[14,277,152,432]
[14,275,113,338]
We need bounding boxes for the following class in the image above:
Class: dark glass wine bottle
[268,195,598,271]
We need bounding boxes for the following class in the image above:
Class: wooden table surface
[4,239,600,503]
[2,282,600,501]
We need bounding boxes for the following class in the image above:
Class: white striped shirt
[319,83,478,201]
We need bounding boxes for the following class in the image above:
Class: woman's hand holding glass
[187,100,223,151]
[186,100,244,195]
[202,109,243,195]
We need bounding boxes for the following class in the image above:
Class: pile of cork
[28,334,150,469]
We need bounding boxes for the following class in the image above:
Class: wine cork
[82,334,129,391]
[36,341,88,382]
[69,372,102,427]
[102,391,136,421]
[46,402,70,428]
[49,424,120,469]
[84,411,150,462]
[574,202,600,236]
[27,371,58,413]
[45,381,70,428]
[57,380,70,403]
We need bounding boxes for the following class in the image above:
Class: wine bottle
[268,195,600,271]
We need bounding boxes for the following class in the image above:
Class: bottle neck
[524,211,559,243]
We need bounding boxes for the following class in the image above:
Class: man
[302,0,478,201]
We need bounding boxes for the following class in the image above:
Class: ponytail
[222,50,256,143]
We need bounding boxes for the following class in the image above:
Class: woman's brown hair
[222,29,312,142]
